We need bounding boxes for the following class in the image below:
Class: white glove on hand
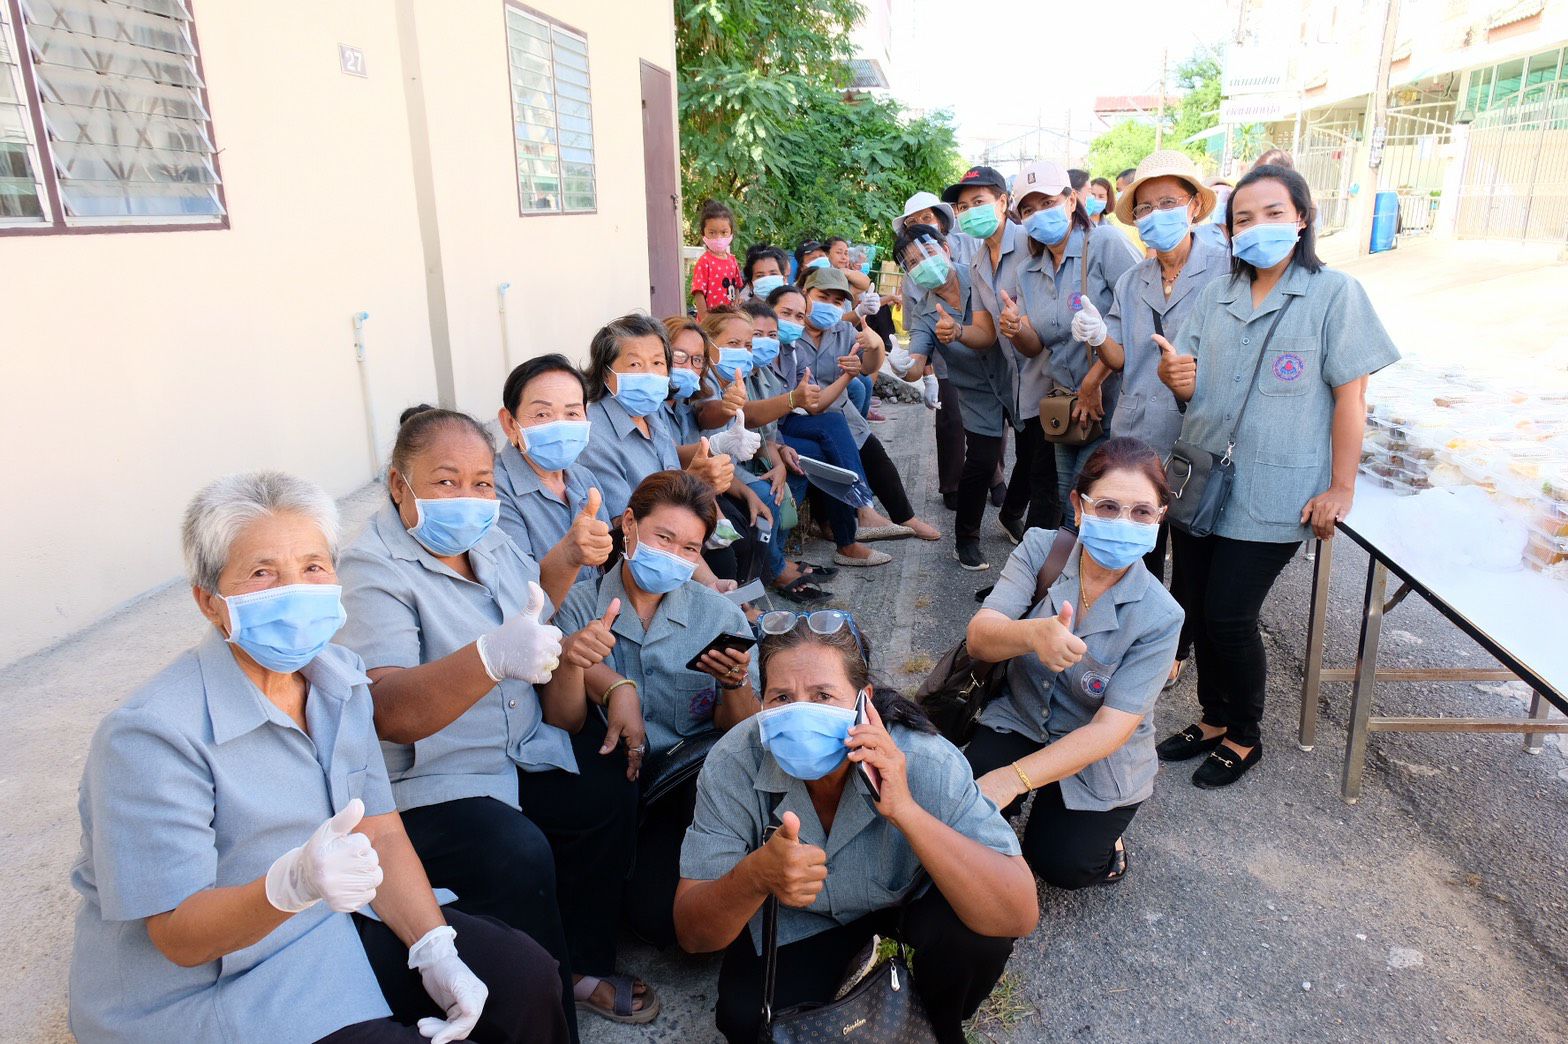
[476,581,563,685]
[888,342,914,379]
[707,417,762,462]
[921,373,941,410]
[854,290,882,318]
[1070,298,1107,347]
[409,926,487,1044]
[266,798,383,914]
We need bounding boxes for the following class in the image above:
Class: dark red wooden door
[640,61,681,317]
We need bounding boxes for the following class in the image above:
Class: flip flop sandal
[796,561,839,578]
[772,575,830,604]
[1087,839,1129,887]
[576,974,661,1025]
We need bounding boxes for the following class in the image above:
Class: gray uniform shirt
[494,441,610,586]
[1172,263,1401,543]
[69,636,395,1043]
[1011,224,1140,422]
[580,395,683,520]
[791,320,872,448]
[680,714,1021,952]
[907,264,1015,437]
[337,504,576,811]
[1105,231,1232,458]
[976,530,1183,812]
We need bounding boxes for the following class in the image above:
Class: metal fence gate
[1380,101,1453,236]
[1456,81,1568,243]
[1297,119,1360,234]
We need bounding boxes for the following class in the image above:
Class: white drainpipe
[352,311,379,476]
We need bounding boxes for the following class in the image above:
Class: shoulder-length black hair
[1227,164,1324,279]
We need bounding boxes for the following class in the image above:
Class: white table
[1298,481,1568,801]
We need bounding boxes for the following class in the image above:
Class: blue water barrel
[1370,190,1399,253]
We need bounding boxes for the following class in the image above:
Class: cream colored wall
[0,2,439,664]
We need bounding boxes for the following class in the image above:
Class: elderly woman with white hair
[68,471,569,1044]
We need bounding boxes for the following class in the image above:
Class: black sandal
[773,575,830,604]
[796,560,838,578]
[1087,838,1129,886]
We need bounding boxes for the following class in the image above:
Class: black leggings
[857,433,914,524]
[964,726,1140,888]
[1001,417,1063,531]
[1144,522,1195,662]
[956,430,1003,541]
[713,885,1015,1044]
[1169,529,1300,747]
[624,775,700,949]
[317,908,570,1044]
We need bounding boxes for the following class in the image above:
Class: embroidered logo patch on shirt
[689,684,718,721]
[1082,671,1110,697]
[1273,352,1306,381]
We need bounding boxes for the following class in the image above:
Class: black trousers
[1001,417,1063,531]
[516,714,639,977]
[1169,530,1300,747]
[956,430,1003,541]
[1144,522,1195,662]
[317,908,571,1044]
[934,377,967,496]
[858,433,915,524]
[624,774,700,949]
[399,798,575,1041]
[964,726,1140,889]
[703,492,761,584]
[713,885,1015,1044]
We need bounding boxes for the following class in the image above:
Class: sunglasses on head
[758,609,868,661]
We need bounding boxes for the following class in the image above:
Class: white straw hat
[1113,150,1217,225]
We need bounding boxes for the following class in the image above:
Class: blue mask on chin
[519,418,591,472]
[626,540,696,595]
[221,583,347,673]
[403,476,500,556]
[758,700,859,780]
[1078,515,1159,570]
[611,371,670,417]
[669,367,701,400]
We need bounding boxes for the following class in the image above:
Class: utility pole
[1352,0,1401,255]
[1155,48,1168,149]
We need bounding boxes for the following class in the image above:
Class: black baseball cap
[941,165,1008,203]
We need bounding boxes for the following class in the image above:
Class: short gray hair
[181,471,341,591]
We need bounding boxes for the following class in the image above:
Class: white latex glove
[476,581,563,685]
[887,341,914,379]
[265,798,383,914]
[1071,298,1107,346]
[854,289,882,317]
[409,925,487,1044]
[707,416,762,462]
[921,373,941,410]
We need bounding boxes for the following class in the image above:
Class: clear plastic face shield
[901,233,953,291]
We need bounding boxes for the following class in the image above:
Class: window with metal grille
[504,3,595,215]
[1,0,225,233]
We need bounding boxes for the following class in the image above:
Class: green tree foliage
[676,0,962,259]
[1086,120,1157,180]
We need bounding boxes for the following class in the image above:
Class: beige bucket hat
[1113,150,1217,225]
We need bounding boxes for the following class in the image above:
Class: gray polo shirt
[494,440,610,585]
[907,264,1016,437]
[337,503,576,812]
[580,394,683,520]
[976,530,1183,812]
[555,565,758,759]
[1010,224,1140,421]
[1171,263,1401,543]
[69,635,395,1042]
[745,358,788,447]
[1105,230,1232,458]
[680,713,1021,952]
[791,320,872,448]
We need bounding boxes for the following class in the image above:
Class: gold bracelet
[787,388,796,409]
[1011,761,1033,792]
[600,679,636,707]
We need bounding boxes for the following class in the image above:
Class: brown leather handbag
[1040,227,1101,446]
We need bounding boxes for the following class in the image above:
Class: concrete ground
[5,234,1567,1042]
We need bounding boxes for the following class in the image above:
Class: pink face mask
[703,234,733,253]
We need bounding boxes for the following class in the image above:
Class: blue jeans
[777,412,863,548]
[847,375,873,417]
[744,475,788,583]
[1054,434,1108,532]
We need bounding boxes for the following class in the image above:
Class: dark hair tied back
[389,405,492,485]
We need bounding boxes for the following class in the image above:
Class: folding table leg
[1525,689,1550,754]
[1342,558,1389,803]
[1299,538,1333,752]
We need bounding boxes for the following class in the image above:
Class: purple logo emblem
[689,685,717,722]
[1273,352,1306,382]
[1082,672,1110,698]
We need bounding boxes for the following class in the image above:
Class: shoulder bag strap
[1031,529,1079,605]
[1221,295,1295,464]
[759,792,787,1028]
[1080,227,1094,366]
[1152,307,1165,338]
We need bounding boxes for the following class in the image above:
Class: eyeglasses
[1131,195,1194,220]
[670,350,703,369]
[758,609,867,660]
[1079,494,1165,525]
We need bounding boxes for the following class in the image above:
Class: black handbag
[915,530,1076,745]
[1164,297,1294,538]
[639,732,720,814]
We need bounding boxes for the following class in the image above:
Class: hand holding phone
[853,691,881,801]
[685,631,758,675]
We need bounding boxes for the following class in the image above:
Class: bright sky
[894,0,1235,167]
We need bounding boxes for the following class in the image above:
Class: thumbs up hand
[687,436,735,494]
[266,797,384,913]
[1032,600,1087,673]
[1154,333,1197,400]
[754,810,828,908]
[476,580,565,685]
[707,415,762,462]
[998,289,1027,340]
[793,371,820,412]
[1071,296,1107,346]
[720,372,748,417]
[934,310,959,344]
[563,597,620,670]
[564,488,613,568]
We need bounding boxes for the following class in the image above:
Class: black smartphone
[854,691,881,801]
[684,631,757,673]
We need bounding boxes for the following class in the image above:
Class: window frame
[0,0,229,238]
[502,0,596,218]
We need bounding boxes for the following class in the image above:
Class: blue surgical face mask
[807,299,843,330]
[1024,203,1071,246]
[221,583,347,673]
[626,539,696,595]
[805,256,831,270]
[611,370,669,417]
[403,475,500,556]
[908,254,951,290]
[778,318,805,343]
[1084,195,1106,218]
[758,699,859,780]
[751,335,780,367]
[715,346,753,382]
[518,418,591,472]
[1078,515,1159,570]
[752,274,785,298]
[1231,221,1300,269]
[669,367,701,400]
[1137,207,1192,253]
